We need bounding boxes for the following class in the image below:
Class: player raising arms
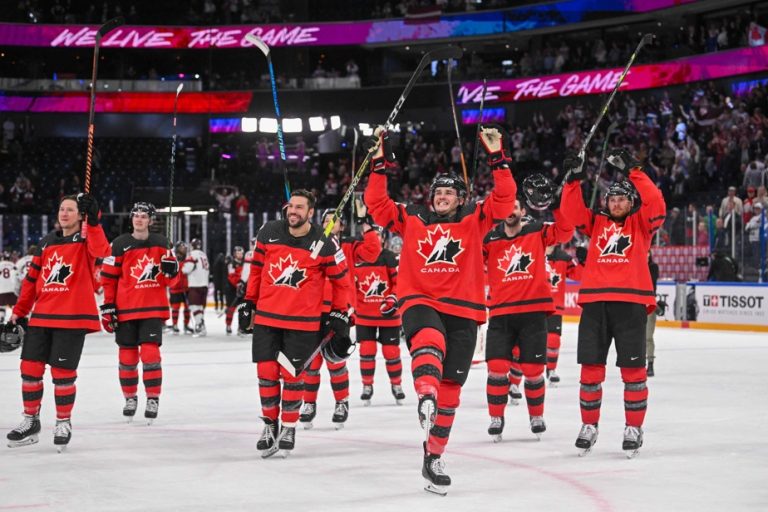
[364,125,516,495]
[560,148,666,458]
[6,194,110,451]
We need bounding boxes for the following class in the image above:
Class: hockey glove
[656,299,668,317]
[370,128,397,174]
[236,281,246,298]
[606,148,640,173]
[479,124,512,170]
[237,300,255,333]
[575,246,588,265]
[77,193,101,226]
[327,310,350,340]
[564,150,586,184]
[160,253,179,278]
[380,294,398,317]
[100,303,118,334]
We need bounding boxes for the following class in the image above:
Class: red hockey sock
[580,364,606,425]
[51,367,77,420]
[358,340,377,386]
[118,347,140,398]
[382,344,402,385]
[280,367,304,425]
[183,307,191,326]
[140,343,162,398]
[410,328,445,396]
[170,304,180,326]
[257,361,281,421]
[326,358,349,402]
[521,363,546,417]
[301,353,323,404]
[20,360,45,416]
[427,379,461,456]
[546,333,561,371]
[225,305,235,327]
[508,360,523,386]
[621,367,648,427]
[486,358,510,417]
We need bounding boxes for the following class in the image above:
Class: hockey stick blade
[244,33,270,58]
[277,331,334,377]
[641,33,654,47]
[97,16,124,38]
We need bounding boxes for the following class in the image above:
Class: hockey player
[544,243,584,385]
[560,148,666,457]
[242,190,352,457]
[166,241,193,335]
[0,251,19,323]
[224,246,245,335]
[483,197,573,442]
[364,125,516,494]
[354,227,404,406]
[300,210,379,429]
[6,193,110,451]
[100,202,179,423]
[15,246,36,282]
[182,238,210,337]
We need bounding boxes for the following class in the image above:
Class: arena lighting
[241,117,258,132]
[308,116,326,132]
[330,115,341,129]
[282,118,303,133]
[259,117,278,133]
[156,206,191,213]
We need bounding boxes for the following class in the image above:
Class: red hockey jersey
[365,169,516,323]
[101,233,176,322]
[13,224,110,332]
[353,248,400,327]
[322,230,381,314]
[245,220,351,331]
[169,266,188,294]
[561,168,666,313]
[227,258,244,288]
[546,246,583,314]
[483,213,574,317]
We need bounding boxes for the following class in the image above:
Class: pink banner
[0,92,252,113]
[457,45,768,105]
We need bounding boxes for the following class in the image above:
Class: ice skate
[547,369,560,386]
[623,426,644,459]
[164,324,179,335]
[422,443,450,496]
[418,394,437,444]
[360,384,373,406]
[391,384,405,405]
[530,416,546,440]
[299,402,316,430]
[508,383,522,405]
[225,326,232,336]
[576,423,599,456]
[123,396,138,422]
[7,414,41,448]
[257,417,279,458]
[144,397,159,425]
[277,425,295,458]
[647,361,655,377]
[53,419,72,453]
[183,325,194,335]
[488,416,504,443]
[332,400,349,430]
[192,322,206,338]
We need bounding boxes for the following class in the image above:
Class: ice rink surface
[1,313,766,512]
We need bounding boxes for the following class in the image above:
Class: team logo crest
[417,225,464,266]
[546,260,561,288]
[498,246,533,275]
[42,252,73,287]
[360,272,388,298]
[130,255,160,283]
[268,254,307,288]
[597,224,632,257]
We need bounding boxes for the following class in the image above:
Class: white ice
[1,312,766,512]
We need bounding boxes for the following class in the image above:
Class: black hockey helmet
[605,180,637,204]
[522,173,555,211]
[190,238,202,250]
[0,251,11,261]
[233,245,244,255]
[321,333,357,364]
[430,172,467,200]
[130,202,156,220]
[0,322,25,353]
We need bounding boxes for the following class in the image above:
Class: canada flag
[498,245,533,275]
[417,225,464,266]
[130,255,160,283]
[42,252,73,287]
[360,272,388,298]
[596,224,632,257]
[268,254,307,289]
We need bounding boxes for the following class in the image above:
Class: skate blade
[334,423,345,430]
[301,422,313,430]
[56,444,68,453]
[395,399,403,406]
[548,382,558,388]
[491,434,503,443]
[424,481,448,496]
[508,398,520,406]
[7,435,39,448]
[146,418,156,426]
[578,446,594,457]
[362,400,371,407]
[625,449,640,459]
[124,416,133,424]
[260,446,280,459]
[535,433,542,441]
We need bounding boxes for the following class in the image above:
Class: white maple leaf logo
[597,224,632,257]
[416,225,464,266]
[130,254,160,283]
[497,245,533,275]
[359,272,388,298]
[42,251,73,286]
[268,254,307,288]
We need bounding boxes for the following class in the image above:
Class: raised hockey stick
[310,45,464,259]
[446,58,469,189]
[589,119,618,210]
[81,16,124,237]
[167,83,184,244]
[558,33,653,193]
[469,78,487,194]
[245,34,291,203]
